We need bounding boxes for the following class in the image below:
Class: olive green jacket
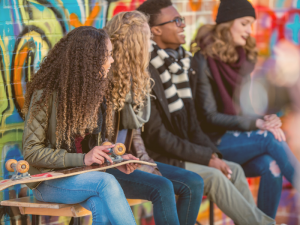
[22,90,88,189]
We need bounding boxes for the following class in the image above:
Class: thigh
[106,168,174,200]
[34,171,114,204]
[156,162,204,195]
[218,131,268,165]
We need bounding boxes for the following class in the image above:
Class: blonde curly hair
[105,11,151,135]
[191,21,258,64]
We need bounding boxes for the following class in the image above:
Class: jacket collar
[149,64,173,126]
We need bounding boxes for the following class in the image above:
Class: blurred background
[1,0,300,224]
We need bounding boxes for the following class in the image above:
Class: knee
[155,177,174,193]
[184,172,204,193]
[94,172,123,194]
[205,168,226,188]
[268,160,281,178]
[231,163,244,176]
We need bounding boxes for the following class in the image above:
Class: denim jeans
[107,162,203,225]
[218,130,300,218]
[33,171,136,225]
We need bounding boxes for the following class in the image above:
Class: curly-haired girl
[191,0,300,219]
[22,26,138,225]
[105,11,203,225]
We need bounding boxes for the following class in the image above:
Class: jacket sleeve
[143,97,213,166]
[194,52,259,131]
[22,91,84,169]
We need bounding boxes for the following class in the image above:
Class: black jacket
[191,51,262,143]
[142,60,221,168]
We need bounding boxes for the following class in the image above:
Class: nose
[181,22,186,28]
[246,24,252,35]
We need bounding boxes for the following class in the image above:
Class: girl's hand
[267,127,286,142]
[256,119,267,130]
[116,154,141,174]
[264,114,282,129]
[84,145,115,166]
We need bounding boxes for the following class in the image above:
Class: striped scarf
[150,40,192,113]
[150,41,202,142]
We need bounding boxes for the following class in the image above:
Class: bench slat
[1,196,150,217]
[1,196,71,209]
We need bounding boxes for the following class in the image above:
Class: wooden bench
[1,196,215,225]
[1,196,148,225]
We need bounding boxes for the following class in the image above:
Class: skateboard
[0,142,156,192]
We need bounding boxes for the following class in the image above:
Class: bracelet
[83,154,86,165]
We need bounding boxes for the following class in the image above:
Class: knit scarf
[150,41,201,142]
[207,47,255,115]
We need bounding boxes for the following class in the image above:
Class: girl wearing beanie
[191,0,300,219]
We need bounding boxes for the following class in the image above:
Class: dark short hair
[137,0,172,27]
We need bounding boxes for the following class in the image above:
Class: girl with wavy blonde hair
[192,0,300,219]
[104,10,204,225]
[106,11,151,112]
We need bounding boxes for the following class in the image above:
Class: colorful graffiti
[1,0,300,224]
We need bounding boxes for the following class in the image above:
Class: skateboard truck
[102,142,126,163]
[5,159,31,181]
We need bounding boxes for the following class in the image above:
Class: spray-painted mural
[1,0,300,224]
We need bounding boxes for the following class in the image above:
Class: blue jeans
[107,162,203,225]
[33,171,136,225]
[218,130,300,219]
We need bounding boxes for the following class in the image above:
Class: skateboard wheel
[5,159,17,172]
[113,143,126,156]
[102,142,112,146]
[16,160,29,173]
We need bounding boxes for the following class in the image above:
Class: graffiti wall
[1,0,300,224]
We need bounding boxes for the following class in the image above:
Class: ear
[151,26,162,36]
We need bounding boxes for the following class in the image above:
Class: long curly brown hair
[22,26,111,151]
[191,21,258,63]
[105,11,151,134]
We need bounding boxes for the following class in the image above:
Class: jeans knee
[268,160,281,178]
[94,172,123,195]
[156,177,174,193]
[185,173,204,193]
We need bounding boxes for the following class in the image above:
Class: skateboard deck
[0,160,157,191]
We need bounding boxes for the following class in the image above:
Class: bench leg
[209,200,214,225]
[69,217,81,225]
[32,215,40,225]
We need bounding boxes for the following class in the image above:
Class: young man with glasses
[137,0,276,224]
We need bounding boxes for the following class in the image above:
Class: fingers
[122,154,139,160]
[264,115,282,128]
[223,163,232,179]
[125,164,135,174]
[96,150,113,164]
[269,128,281,141]
[265,119,282,129]
[277,128,286,142]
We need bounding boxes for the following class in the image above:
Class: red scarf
[207,47,255,115]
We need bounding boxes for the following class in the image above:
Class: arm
[194,52,259,131]
[143,97,213,166]
[22,91,84,169]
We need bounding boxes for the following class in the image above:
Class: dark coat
[142,59,221,168]
[191,51,262,143]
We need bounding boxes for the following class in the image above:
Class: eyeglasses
[155,17,185,27]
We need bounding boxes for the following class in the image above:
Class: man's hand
[84,145,115,166]
[116,154,141,174]
[208,154,232,179]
